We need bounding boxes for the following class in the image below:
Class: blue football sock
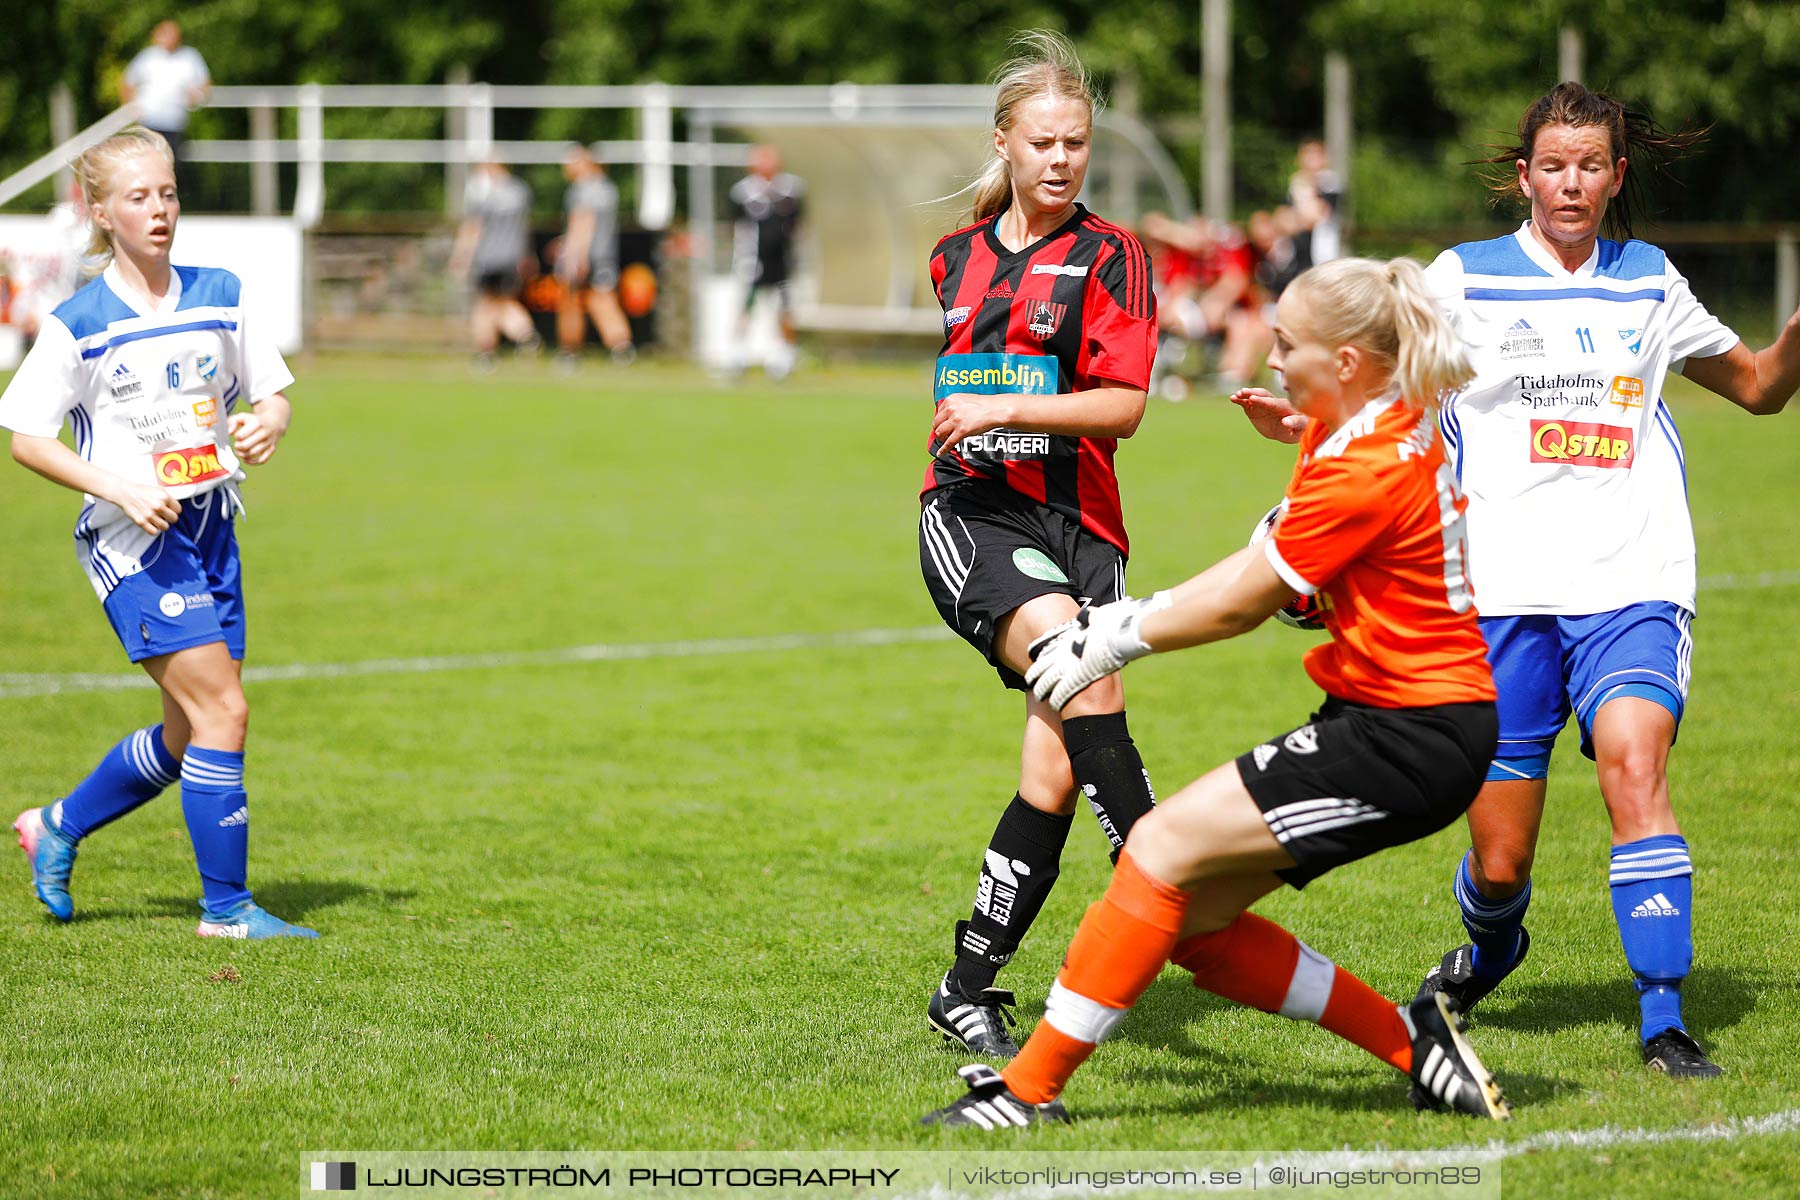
[180,746,251,914]
[52,725,182,841]
[1453,852,1531,979]
[1609,834,1694,1042]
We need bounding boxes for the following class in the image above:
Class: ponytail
[971,157,1013,224]
[1384,257,1474,405]
[1287,257,1473,406]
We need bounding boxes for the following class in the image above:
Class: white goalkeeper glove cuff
[1025,591,1171,709]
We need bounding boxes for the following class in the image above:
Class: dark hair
[1476,81,1708,241]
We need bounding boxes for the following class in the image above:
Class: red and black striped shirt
[921,203,1156,554]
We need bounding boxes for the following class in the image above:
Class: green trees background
[5,0,1797,226]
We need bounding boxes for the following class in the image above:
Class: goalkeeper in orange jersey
[923,255,1511,1127]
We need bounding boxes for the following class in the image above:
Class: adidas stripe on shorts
[919,478,1126,691]
[1235,696,1498,888]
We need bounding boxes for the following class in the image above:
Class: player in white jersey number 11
[1233,82,1799,1080]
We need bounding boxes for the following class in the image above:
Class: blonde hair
[72,126,175,263]
[1287,257,1474,406]
[970,30,1101,223]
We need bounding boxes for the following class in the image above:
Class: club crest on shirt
[1025,300,1067,341]
[196,353,219,381]
[1618,328,1642,354]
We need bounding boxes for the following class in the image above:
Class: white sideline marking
[891,1109,1800,1199]
[4,567,1797,701]
[1694,568,1800,592]
[1496,1106,1800,1155]
[0,626,955,699]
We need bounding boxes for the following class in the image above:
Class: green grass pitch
[2,354,1798,1197]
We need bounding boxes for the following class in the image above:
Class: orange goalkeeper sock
[1171,912,1411,1073]
[1002,852,1188,1103]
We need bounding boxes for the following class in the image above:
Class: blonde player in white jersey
[1234,82,1798,1079]
[2,128,317,939]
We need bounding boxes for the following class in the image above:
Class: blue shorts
[1481,602,1692,780]
[101,493,246,663]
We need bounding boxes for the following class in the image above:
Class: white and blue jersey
[1424,224,1740,617]
[0,262,292,597]
[1424,224,1739,770]
[0,262,292,661]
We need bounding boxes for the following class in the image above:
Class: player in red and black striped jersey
[923,201,1154,551]
[918,30,1162,1063]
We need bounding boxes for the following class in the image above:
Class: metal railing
[2,81,1195,355]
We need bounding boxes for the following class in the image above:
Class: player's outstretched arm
[1026,545,1296,708]
[1230,387,1309,443]
[10,432,179,534]
[1141,544,1295,651]
[1683,315,1800,416]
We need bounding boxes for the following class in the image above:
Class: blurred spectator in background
[24,182,99,340]
[1141,212,1269,397]
[553,145,635,371]
[450,158,540,371]
[120,21,210,173]
[729,144,804,379]
[1287,138,1344,263]
[1248,205,1310,307]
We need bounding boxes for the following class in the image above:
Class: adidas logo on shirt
[1630,892,1680,918]
[109,363,143,398]
[1501,318,1545,360]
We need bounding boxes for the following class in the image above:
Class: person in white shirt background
[120,21,211,173]
[3,128,317,940]
[1233,81,1798,1081]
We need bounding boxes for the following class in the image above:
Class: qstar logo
[154,444,230,487]
[1530,419,1634,468]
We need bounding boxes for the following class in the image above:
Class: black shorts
[475,268,521,297]
[745,275,793,312]
[919,479,1127,690]
[1235,697,1497,889]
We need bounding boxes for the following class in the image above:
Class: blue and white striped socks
[180,746,251,915]
[51,725,182,841]
[1609,834,1694,1041]
[1454,853,1531,980]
